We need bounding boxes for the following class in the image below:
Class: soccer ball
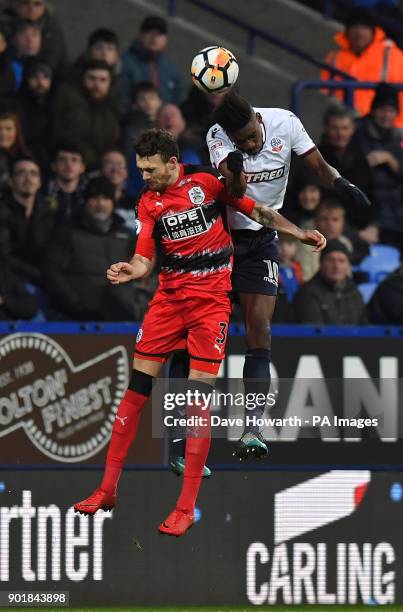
[191,46,239,93]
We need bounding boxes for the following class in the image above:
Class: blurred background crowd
[0,0,402,326]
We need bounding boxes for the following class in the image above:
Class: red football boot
[74,488,116,515]
[158,508,195,537]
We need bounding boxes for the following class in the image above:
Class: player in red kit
[73,129,326,536]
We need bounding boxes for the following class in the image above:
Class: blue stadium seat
[358,282,378,304]
[358,244,400,283]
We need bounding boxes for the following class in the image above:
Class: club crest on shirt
[270,137,283,153]
[188,186,205,204]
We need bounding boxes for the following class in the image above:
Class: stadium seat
[358,282,378,304]
[357,244,400,283]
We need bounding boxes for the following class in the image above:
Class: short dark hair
[140,15,167,34]
[88,28,119,49]
[13,19,41,35]
[316,196,345,215]
[131,81,159,102]
[82,59,112,76]
[213,91,254,133]
[52,141,86,163]
[323,105,355,127]
[11,156,40,175]
[134,128,179,162]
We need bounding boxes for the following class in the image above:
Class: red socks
[100,389,148,495]
[176,392,211,514]
[176,435,211,513]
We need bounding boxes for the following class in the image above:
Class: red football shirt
[135,164,255,292]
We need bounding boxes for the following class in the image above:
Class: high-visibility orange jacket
[321,27,403,127]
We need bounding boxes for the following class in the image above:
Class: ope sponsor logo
[162,207,208,241]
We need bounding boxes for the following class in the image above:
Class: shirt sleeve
[222,191,255,216]
[204,172,255,216]
[289,113,316,157]
[206,123,236,169]
[134,196,156,260]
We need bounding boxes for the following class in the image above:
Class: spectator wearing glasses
[0,0,68,74]
[0,157,55,285]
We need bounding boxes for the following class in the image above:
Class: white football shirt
[206,107,315,230]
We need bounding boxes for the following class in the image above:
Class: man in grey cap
[122,15,184,104]
[293,239,367,324]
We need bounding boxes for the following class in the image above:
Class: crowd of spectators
[0,1,401,326]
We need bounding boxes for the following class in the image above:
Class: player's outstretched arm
[304,148,371,207]
[250,203,327,252]
[219,151,247,198]
[106,255,152,285]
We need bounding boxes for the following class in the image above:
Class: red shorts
[135,288,231,374]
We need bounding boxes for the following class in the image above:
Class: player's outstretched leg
[159,379,212,536]
[233,294,275,461]
[74,369,153,515]
[168,352,212,479]
[234,347,270,461]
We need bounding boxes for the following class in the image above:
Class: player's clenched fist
[300,230,327,252]
[107,262,135,284]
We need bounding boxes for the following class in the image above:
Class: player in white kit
[169,92,370,469]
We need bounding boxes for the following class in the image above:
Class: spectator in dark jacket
[0,0,68,74]
[121,81,162,160]
[122,15,184,105]
[45,142,88,225]
[180,85,225,147]
[369,264,403,324]
[101,149,131,210]
[353,83,403,246]
[0,267,38,320]
[315,197,370,264]
[318,105,373,228]
[156,103,203,164]
[0,157,55,285]
[272,237,302,323]
[287,173,323,281]
[69,28,129,117]
[0,109,30,192]
[294,239,368,324]
[17,57,55,170]
[52,60,120,170]
[42,176,153,321]
[285,172,322,228]
[10,20,42,87]
[0,27,17,101]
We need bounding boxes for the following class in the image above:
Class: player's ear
[168,156,179,168]
[256,112,263,124]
